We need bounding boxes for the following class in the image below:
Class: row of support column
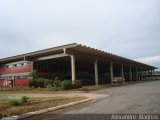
[70,55,100,85]
[110,62,126,84]
[70,55,154,85]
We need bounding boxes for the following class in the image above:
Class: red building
[0,43,157,87]
[0,62,32,87]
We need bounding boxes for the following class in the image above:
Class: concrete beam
[2,61,27,66]
[70,55,76,84]
[1,72,31,77]
[33,53,69,61]
[94,59,99,86]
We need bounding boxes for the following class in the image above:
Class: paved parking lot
[26,80,160,120]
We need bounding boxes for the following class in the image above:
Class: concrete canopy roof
[0,43,157,70]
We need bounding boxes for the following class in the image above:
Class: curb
[5,98,92,120]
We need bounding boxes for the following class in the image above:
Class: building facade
[0,43,156,87]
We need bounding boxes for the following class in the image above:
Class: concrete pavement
[25,80,160,120]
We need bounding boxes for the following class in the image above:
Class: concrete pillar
[94,59,99,86]
[149,70,151,75]
[141,69,143,81]
[121,64,125,83]
[136,67,138,81]
[13,76,15,87]
[110,62,113,85]
[151,69,153,75]
[138,71,140,81]
[71,55,76,84]
[129,65,132,82]
[144,70,147,80]
[31,62,34,72]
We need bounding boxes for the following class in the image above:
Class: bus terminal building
[0,43,157,87]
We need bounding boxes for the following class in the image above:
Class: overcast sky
[0,0,160,69]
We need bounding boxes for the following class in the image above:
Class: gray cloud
[0,0,160,68]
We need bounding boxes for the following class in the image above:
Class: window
[17,64,21,66]
[0,77,5,80]
[24,62,31,65]
[9,65,14,68]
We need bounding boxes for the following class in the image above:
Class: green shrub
[21,96,29,103]
[47,84,52,88]
[73,80,82,88]
[44,79,50,87]
[49,76,61,87]
[29,77,49,88]
[53,79,61,87]
[28,87,34,90]
[29,79,36,87]
[61,80,73,90]
[9,100,20,106]
[35,77,45,87]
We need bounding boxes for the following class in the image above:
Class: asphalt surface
[25,80,160,120]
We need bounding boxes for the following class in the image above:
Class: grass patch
[0,96,87,117]
[0,88,53,94]
[0,87,33,92]
[21,96,29,103]
[47,86,61,91]
[9,100,20,106]
[79,85,103,91]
